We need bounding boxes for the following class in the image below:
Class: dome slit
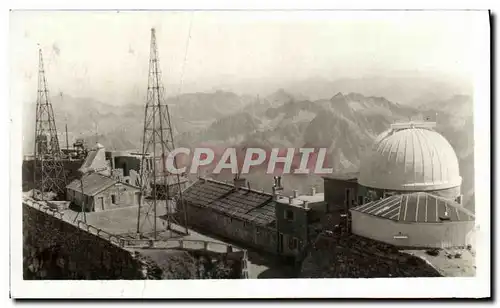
[415,128,429,184]
[424,193,428,222]
[411,130,417,187]
[414,192,420,222]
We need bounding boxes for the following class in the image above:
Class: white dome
[358,124,462,191]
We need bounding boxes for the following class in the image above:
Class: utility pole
[95,121,99,144]
[65,123,69,153]
[136,28,188,240]
[33,47,67,200]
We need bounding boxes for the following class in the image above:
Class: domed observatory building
[324,121,475,248]
[358,122,463,201]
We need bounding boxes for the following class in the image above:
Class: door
[135,192,140,206]
[345,188,351,209]
[278,233,284,254]
[98,197,104,211]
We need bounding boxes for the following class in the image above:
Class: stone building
[182,177,327,260]
[323,121,476,248]
[182,177,278,254]
[274,188,326,261]
[66,173,141,212]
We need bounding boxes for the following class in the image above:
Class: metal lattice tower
[136,28,188,239]
[33,48,67,200]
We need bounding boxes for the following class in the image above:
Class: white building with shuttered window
[350,192,475,248]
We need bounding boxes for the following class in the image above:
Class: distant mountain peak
[331,92,348,103]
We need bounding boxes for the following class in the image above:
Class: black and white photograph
[8,8,491,299]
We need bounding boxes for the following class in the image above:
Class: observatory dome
[358,123,462,192]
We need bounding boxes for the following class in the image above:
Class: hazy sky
[10,10,484,105]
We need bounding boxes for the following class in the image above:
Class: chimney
[234,177,248,189]
[303,201,309,209]
[293,190,299,198]
[289,197,293,205]
[272,187,280,201]
[272,191,279,201]
[310,186,316,196]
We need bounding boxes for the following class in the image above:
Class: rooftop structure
[78,142,111,175]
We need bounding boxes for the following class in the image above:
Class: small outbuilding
[66,173,141,212]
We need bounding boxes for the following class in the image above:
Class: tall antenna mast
[33,47,67,200]
[95,121,99,144]
[136,28,188,239]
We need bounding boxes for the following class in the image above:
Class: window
[383,191,396,198]
[288,237,298,250]
[394,232,408,239]
[285,209,295,221]
[367,190,377,201]
[135,192,140,205]
[111,195,116,204]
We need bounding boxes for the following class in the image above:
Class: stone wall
[23,203,145,279]
[23,202,247,280]
[181,202,278,255]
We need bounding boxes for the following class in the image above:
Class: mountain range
[21,86,475,211]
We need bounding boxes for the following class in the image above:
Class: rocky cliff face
[299,233,442,278]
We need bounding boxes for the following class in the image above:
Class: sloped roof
[351,192,475,223]
[151,175,189,185]
[66,173,117,196]
[323,172,359,181]
[183,179,275,226]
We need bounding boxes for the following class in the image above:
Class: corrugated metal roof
[66,173,117,196]
[351,192,474,223]
[183,179,275,226]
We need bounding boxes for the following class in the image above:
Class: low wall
[23,200,248,279]
[23,203,146,279]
